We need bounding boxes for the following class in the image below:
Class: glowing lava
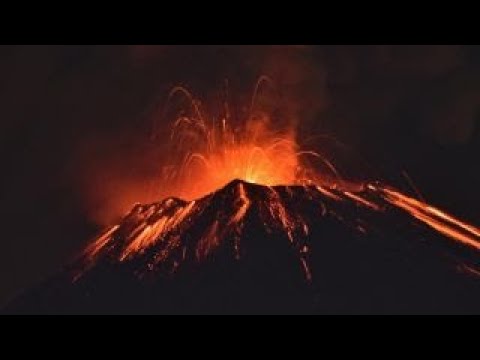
[151,85,336,202]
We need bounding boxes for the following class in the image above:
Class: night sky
[1,45,479,306]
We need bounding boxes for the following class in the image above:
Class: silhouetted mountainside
[5,180,480,314]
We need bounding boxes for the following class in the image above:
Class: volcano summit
[5,179,480,314]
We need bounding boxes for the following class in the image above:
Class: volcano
[4,179,480,314]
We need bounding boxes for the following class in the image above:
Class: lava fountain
[149,82,340,202]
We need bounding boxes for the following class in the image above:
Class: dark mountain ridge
[4,179,480,314]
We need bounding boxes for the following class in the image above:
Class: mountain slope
[5,180,480,314]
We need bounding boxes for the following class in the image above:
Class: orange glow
[229,182,251,225]
[381,188,480,251]
[343,191,381,211]
[165,117,308,200]
[151,86,336,202]
[120,200,197,261]
[315,185,342,201]
[85,225,119,259]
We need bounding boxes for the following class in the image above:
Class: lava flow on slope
[6,178,478,314]
[77,179,480,285]
[5,82,480,314]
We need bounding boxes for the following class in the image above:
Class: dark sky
[0,45,479,306]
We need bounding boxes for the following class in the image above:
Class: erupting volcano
[5,80,480,314]
[147,82,340,202]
